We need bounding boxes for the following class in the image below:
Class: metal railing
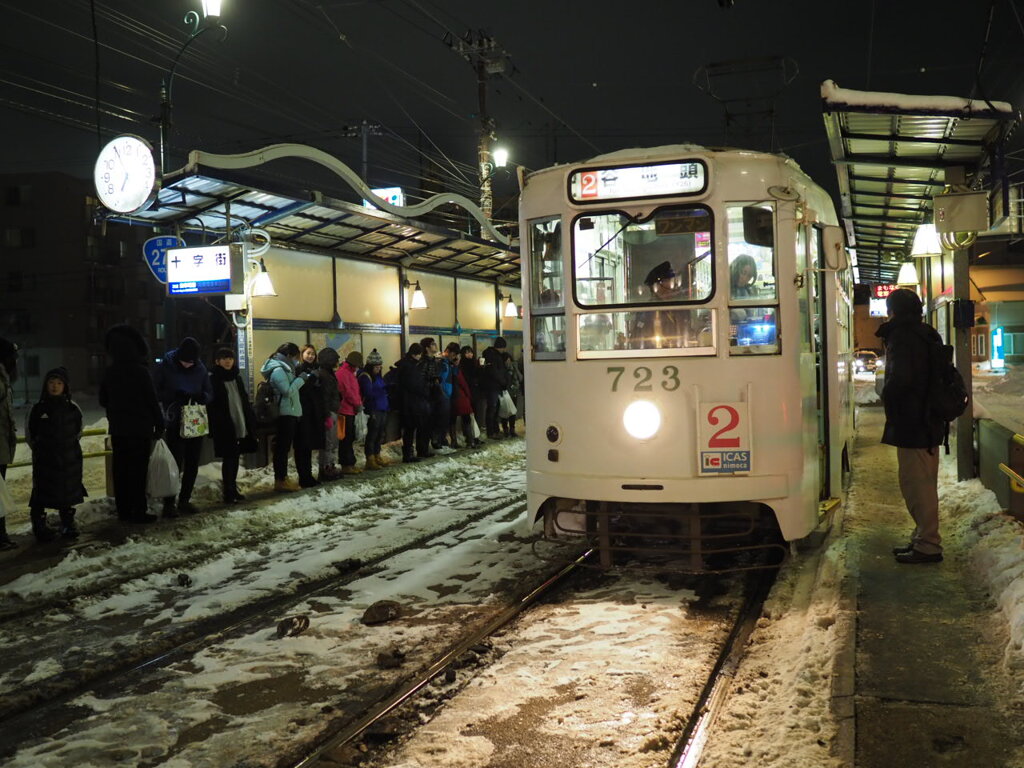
[8,428,112,469]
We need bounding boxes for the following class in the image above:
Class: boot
[364,456,380,471]
[59,509,79,539]
[31,508,57,543]
[375,453,390,467]
[162,498,179,518]
[341,465,362,475]
[275,477,300,493]
[0,518,17,550]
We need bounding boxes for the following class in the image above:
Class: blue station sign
[142,236,183,284]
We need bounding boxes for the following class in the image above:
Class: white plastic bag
[497,390,517,419]
[0,472,14,517]
[354,411,368,441]
[147,438,181,498]
[470,415,481,440]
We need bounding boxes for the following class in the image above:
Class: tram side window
[529,218,563,311]
[528,217,566,360]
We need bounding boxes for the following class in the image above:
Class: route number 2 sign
[698,402,751,475]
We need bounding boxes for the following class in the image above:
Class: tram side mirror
[821,225,849,271]
[742,206,774,248]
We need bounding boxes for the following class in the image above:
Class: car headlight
[623,400,661,440]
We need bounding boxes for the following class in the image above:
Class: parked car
[854,350,879,374]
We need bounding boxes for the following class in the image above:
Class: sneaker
[895,549,943,564]
[403,456,420,463]
[375,454,391,467]
[891,543,914,556]
[299,477,321,488]
[340,465,362,475]
[435,446,455,455]
[178,502,199,515]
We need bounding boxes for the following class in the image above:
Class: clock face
[94,134,157,214]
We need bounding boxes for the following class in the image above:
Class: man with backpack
[876,288,959,565]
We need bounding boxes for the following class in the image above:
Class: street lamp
[159,2,228,177]
[911,223,942,258]
[499,292,518,318]
[404,280,428,310]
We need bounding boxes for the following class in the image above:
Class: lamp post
[158,1,227,177]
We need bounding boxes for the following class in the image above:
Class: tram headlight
[623,400,661,440]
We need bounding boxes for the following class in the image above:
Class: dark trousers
[294,418,315,483]
[273,415,298,480]
[364,410,386,458]
[432,394,451,447]
[457,413,476,445]
[165,428,203,504]
[484,389,500,437]
[339,413,356,466]
[111,434,151,517]
[221,443,241,499]
[401,412,431,459]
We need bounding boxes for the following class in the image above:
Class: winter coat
[208,364,258,457]
[336,361,362,416]
[398,355,430,418]
[459,357,480,400]
[98,324,165,439]
[0,365,15,465]
[153,348,213,428]
[358,369,389,413]
[438,357,454,399]
[453,368,474,417]
[317,347,341,416]
[261,355,304,418]
[296,361,326,449]
[26,375,86,510]
[505,357,522,401]
[480,346,509,393]
[877,316,946,449]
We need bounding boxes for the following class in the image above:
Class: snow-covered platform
[838,406,1024,766]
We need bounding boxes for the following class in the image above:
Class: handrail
[997,463,1024,494]
[1013,433,1024,447]
[9,427,112,469]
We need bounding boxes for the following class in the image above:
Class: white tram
[519,145,854,567]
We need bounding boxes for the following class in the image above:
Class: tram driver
[628,261,689,349]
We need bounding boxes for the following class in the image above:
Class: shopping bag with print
[147,438,181,498]
[179,402,210,439]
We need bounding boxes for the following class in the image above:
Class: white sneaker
[435,445,455,455]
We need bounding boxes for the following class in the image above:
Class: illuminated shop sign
[568,160,707,203]
[166,244,244,296]
[872,283,898,299]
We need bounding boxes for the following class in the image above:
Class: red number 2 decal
[707,405,740,448]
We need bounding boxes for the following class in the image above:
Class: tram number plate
[698,402,751,475]
[606,366,680,392]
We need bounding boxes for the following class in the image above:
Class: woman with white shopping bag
[152,336,212,517]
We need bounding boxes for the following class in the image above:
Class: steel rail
[287,547,594,768]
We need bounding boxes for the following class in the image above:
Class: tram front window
[573,206,715,357]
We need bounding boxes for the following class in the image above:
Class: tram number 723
[606,365,680,392]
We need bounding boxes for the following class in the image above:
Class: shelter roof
[106,172,520,283]
[821,80,1017,284]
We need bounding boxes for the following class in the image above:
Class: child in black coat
[26,368,87,541]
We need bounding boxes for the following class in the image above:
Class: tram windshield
[572,206,713,307]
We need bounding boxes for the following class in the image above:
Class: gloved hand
[154,426,165,440]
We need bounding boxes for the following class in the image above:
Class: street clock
[94,134,158,214]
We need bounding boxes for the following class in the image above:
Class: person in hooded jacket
[358,349,389,470]
[876,288,947,565]
[260,342,310,492]
[398,343,431,462]
[316,347,342,480]
[336,350,364,474]
[480,336,510,439]
[0,338,20,547]
[453,346,480,449]
[294,344,324,488]
[208,347,258,504]
[98,325,164,524]
[501,350,522,438]
[25,368,87,541]
[153,336,213,517]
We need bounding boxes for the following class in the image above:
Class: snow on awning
[821,79,1018,284]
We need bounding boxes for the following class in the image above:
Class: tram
[519,144,854,568]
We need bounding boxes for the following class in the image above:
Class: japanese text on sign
[569,160,707,203]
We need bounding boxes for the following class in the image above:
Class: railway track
[0,492,530,740]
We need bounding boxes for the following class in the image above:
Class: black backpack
[926,340,969,423]
[383,366,402,411]
[253,380,280,425]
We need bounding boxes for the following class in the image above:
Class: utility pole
[337,121,382,185]
[450,32,509,221]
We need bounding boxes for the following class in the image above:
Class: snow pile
[943,479,1024,685]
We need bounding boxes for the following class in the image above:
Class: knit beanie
[365,348,383,367]
[177,337,200,363]
[346,350,364,369]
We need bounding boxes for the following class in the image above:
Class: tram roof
[106,172,519,283]
[821,79,1018,285]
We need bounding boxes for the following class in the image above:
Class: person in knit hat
[26,367,87,541]
[358,349,390,470]
[153,336,212,517]
[0,338,18,547]
[335,350,364,474]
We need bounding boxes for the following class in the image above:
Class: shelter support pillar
[953,246,974,481]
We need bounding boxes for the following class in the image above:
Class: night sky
[2,0,1021,213]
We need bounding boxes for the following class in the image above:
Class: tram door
[809,226,833,500]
